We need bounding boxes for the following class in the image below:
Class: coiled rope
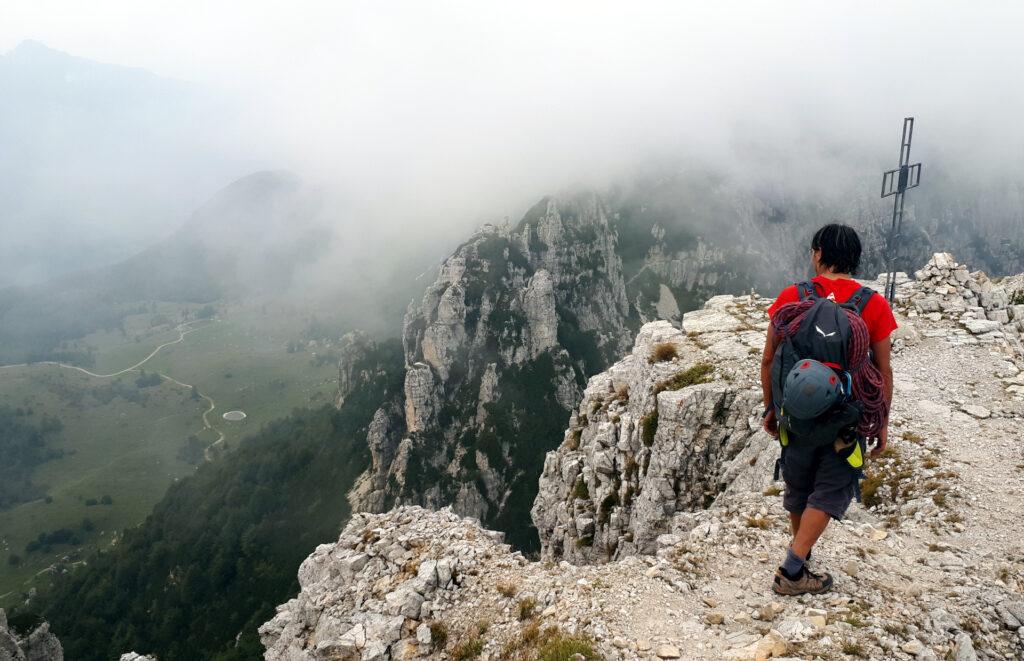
[772,299,889,437]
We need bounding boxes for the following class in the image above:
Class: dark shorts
[781,437,860,520]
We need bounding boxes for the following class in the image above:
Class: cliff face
[531,306,772,563]
[348,192,634,548]
[334,331,377,408]
[283,253,1024,661]
[259,507,519,660]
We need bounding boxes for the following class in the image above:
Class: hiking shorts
[781,437,860,521]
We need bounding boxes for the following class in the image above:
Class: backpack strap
[795,280,821,301]
[841,286,876,316]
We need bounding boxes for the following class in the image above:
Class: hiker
[760,223,896,595]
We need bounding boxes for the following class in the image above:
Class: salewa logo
[815,324,837,338]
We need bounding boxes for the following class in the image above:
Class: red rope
[772,299,888,437]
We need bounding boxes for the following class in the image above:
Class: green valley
[0,299,348,604]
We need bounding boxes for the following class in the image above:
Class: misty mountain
[0,171,331,364]
[0,40,248,287]
[104,170,330,301]
[21,179,1024,659]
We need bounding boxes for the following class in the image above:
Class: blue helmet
[782,359,844,420]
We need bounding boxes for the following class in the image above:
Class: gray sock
[781,547,805,577]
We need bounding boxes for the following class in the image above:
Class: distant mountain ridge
[0,40,247,287]
[0,171,326,364]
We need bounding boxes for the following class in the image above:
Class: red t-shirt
[767,276,898,344]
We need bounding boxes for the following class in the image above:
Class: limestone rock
[964,319,1001,335]
[260,507,511,660]
[961,404,991,419]
[275,252,1024,661]
[522,269,559,357]
[352,192,632,529]
[403,363,436,434]
[534,307,767,562]
[953,632,978,661]
[0,611,63,661]
[335,331,375,408]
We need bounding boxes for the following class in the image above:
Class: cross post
[881,117,923,302]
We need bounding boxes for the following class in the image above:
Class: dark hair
[811,224,862,275]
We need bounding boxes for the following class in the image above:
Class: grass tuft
[517,596,538,621]
[841,641,867,657]
[565,427,583,451]
[901,430,924,444]
[654,362,714,394]
[496,580,518,598]
[537,633,599,660]
[649,342,679,363]
[452,637,484,660]
[640,410,659,446]
[744,515,771,529]
[502,624,599,661]
[428,621,449,650]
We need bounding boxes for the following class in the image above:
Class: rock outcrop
[0,610,63,661]
[260,507,522,660]
[892,252,1023,349]
[350,192,635,545]
[335,331,377,408]
[531,311,770,562]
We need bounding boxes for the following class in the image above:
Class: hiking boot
[772,566,833,596]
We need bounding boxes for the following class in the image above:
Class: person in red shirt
[760,224,896,595]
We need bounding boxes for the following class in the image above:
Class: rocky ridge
[277,253,1024,660]
[349,192,635,547]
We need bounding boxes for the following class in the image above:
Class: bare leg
[790,507,831,558]
[789,511,801,538]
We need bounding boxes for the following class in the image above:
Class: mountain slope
[30,340,403,661]
[350,191,635,550]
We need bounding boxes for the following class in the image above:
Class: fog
[2,1,1024,290]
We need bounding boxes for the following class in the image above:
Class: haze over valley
[2,3,1024,660]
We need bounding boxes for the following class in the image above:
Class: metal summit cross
[881,117,922,302]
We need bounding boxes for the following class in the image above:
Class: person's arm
[869,337,893,456]
[760,324,781,437]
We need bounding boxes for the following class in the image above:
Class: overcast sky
[3,1,1024,236]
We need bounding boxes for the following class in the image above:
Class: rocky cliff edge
[267,253,1024,660]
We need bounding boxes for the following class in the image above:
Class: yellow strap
[846,441,863,469]
[779,425,789,447]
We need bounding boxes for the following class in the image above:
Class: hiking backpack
[770,280,875,446]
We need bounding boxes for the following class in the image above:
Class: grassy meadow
[0,299,345,604]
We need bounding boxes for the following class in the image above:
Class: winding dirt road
[0,319,226,453]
